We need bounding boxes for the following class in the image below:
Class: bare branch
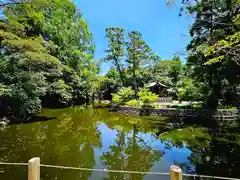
[0,0,22,7]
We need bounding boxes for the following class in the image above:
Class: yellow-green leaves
[138,88,158,104]
[0,84,11,96]
[0,30,19,40]
[199,32,240,65]
[111,87,134,105]
[19,51,61,69]
[204,56,225,65]
[0,0,98,120]
[2,38,46,52]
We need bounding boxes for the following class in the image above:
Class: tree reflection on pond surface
[0,107,239,180]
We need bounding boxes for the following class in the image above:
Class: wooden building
[145,81,171,97]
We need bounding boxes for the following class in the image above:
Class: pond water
[0,107,240,180]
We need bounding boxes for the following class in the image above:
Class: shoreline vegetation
[0,0,99,122]
[0,0,239,123]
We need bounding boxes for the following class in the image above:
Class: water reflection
[0,107,239,180]
[159,125,240,178]
[100,126,163,180]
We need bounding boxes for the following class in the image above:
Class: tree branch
[0,0,22,7]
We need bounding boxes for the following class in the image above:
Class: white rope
[0,162,28,166]
[1,162,240,180]
[40,164,170,175]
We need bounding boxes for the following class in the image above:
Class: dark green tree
[0,0,98,121]
[186,0,240,108]
[104,27,126,86]
[126,31,155,98]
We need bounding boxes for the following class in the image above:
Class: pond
[0,107,240,180]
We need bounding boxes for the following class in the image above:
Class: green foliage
[48,80,72,105]
[200,32,240,66]
[111,87,134,105]
[178,77,203,101]
[104,27,125,85]
[0,84,11,96]
[126,31,156,97]
[138,88,158,104]
[20,97,42,120]
[149,59,172,85]
[7,72,47,119]
[186,0,240,108]
[126,99,143,108]
[111,95,122,104]
[105,68,122,87]
[169,56,183,85]
[217,105,237,110]
[93,100,111,108]
[0,0,98,121]
[104,28,158,98]
[159,127,210,148]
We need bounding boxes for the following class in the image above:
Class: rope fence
[1,157,240,180]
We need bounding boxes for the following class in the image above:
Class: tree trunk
[132,64,138,99]
[114,58,125,86]
[207,71,220,110]
[133,124,137,148]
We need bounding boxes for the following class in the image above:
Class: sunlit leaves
[199,32,240,65]
[0,83,11,96]
[104,27,126,85]
[126,31,154,67]
[185,0,240,107]
[0,0,98,120]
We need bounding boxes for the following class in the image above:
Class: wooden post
[28,157,40,180]
[170,165,182,180]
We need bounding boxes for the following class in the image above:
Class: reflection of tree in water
[101,124,163,180]
[4,107,240,180]
[42,107,102,180]
[188,126,240,178]
[159,125,240,178]
[0,107,102,180]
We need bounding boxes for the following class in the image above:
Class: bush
[138,88,158,104]
[178,78,204,101]
[218,105,237,110]
[112,94,122,104]
[151,104,162,109]
[93,100,111,108]
[20,98,42,120]
[192,104,202,109]
[111,87,134,105]
[126,100,143,107]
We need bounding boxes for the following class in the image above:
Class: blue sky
[75,0,193,74]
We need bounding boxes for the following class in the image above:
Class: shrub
[112,94,122,104]
[93,100,110,108]
[20,98,42,120]
[192,104,202,109]
[111,87,134,105]
[138,88,158,104]
[126,100,143,107]
[151,104,162,109]
[218,105,237,110]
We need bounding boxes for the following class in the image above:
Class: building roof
[145,81,168,88]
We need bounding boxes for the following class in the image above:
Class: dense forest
[0,0,99,121]
[0,0,239,121]
[100,0,240,109]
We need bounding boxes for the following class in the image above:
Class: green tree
[186,0,240,108]
[149,59,172,85]
[105,27,126,86]
[0,0,98,120]
[168,56,183,99]
[126,31,155,98]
